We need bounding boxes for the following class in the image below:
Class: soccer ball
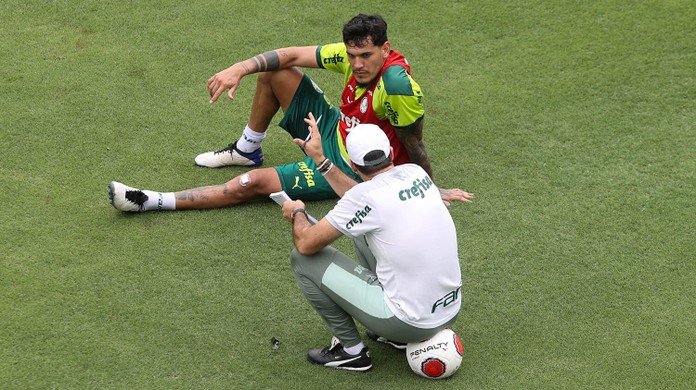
[406,329,464,379]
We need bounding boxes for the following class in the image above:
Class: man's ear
[382,41,391,58]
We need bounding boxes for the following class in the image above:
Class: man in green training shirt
[109,14,472,212]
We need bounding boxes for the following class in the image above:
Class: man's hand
[293,112,325,164]
[439,188,474,207]
[282,200,306,223]
[207,63,247,104]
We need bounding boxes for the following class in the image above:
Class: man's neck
[359,164,394,181]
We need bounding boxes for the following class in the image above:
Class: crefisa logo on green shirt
[384,101,399,125]
[323,53,344,65]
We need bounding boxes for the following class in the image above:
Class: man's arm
[395,118,475,205]
[316,160,358,198]
[208,45,320,103]
[282,200,343,255]
[394,117,433,177]
[294,112,358,197]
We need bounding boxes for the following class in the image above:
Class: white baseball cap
[346,124,391,166]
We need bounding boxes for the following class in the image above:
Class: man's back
[326,164,461,328]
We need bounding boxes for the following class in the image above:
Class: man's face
[346,38,390,86]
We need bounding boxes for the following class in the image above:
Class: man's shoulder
[340,173,389,205]
[380,66,417,96]
[343,177,378,199]
[373,67,424,125]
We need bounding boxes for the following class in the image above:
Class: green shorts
[275,75,360,201]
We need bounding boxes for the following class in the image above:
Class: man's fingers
[453,191,474,202]
[440,188,475,203]
[455,190,474,199]
[303,113,321,141]
[209,88,223,104]
[460,191,475,200]
[447,194,473,203]
[208,77,221,94]
[304,112,317,128]
[309,120,320,137]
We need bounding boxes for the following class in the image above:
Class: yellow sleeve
[317,43,352,85]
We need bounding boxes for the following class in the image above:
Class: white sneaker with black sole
[194,142,264,168]
[306,337,372,371]
[108,181,148,212]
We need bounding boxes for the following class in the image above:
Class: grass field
[1,0,694,388]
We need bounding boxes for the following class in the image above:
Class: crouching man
[281,123,463,371]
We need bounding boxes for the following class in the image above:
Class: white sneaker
[194,142,264,168]
[108,181,148,212]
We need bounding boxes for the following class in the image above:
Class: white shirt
[326,164,461,328]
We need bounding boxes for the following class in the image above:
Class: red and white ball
[406,329,464,379]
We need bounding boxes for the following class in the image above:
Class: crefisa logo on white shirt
[398,176,434,201]
[360,96,369,113]
[345,205,372,230]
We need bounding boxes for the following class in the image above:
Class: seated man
[108,14,472,213]
[280,124,462,371]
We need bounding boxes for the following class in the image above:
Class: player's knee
[257,69,288,85]
[290,248,304,274]
[258,68,302,88]
[256,71,274,86]
[290,248,300,263]
[230,169,279,197]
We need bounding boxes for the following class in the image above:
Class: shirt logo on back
[398,176,434,201]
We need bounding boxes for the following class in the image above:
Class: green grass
[1,0,694,388]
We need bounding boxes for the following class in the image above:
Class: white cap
[346,124,391,166]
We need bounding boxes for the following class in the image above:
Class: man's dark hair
[342,14,388,47]
[354,150,392,175]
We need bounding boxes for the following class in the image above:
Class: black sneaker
[306,337,372,371]
[365,329,407,350]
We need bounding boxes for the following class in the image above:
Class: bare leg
[174,168,282,209]
[195,68,307,168]
[247,68,305,132]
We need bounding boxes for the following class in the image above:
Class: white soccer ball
[406,329,464,379]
